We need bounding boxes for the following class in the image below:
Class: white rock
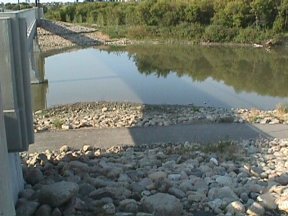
[210,157,219,166]
[246,202,265,216]
[59,145,70,153]
[82,145,92,152]
[276,197,288,212]
[226,201,245,214]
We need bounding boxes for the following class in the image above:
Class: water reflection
[31,82,48,111]
[121,45,288,98]
[32,45,288,110]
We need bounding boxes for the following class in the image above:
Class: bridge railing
[0,8,43,41]
[18,8,37,37]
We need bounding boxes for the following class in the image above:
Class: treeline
[45,0,288,43]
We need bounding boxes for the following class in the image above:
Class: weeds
[52,118,64,129]
[201,140,244,161]
[276,103,288,114]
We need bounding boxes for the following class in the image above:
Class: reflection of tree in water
[109,45,288,97]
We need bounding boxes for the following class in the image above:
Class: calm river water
[32,44,288,110]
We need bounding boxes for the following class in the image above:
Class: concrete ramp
[29,123,288,153]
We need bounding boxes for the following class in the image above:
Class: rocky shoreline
[18,138,288,216]
[33,102,288,133]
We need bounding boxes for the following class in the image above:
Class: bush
[234,27,273,43]
[127,25,150,39]
[203,25,238,42]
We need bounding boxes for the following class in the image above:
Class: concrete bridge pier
[0,8,40,214]
[30,37,45,84]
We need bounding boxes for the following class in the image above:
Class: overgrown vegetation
[4,3,33,11]
[44,0,288,43]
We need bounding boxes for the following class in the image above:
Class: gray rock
[250,166,264,177]
[116,213,134,216]
[38,181,79,207]
[191,178,208,193]
[136,213,153,216]
[216,176,233,186]
[168,187,185,199]
[207,198,223,210]
[275,174,288,185]
[246,202,265,215]
[119,199,138,213]
[89,188,116,199]
[168,174,181,181]
[16,200,39,216]
[19,188,35,199]
[179,180,193,191]
[141,193,183,216]
[35,204,52,216]
[89,186,131,200]
[103,203,115,215]
[51,208,62,216]
[244,182,263,193]
[79,183,95,197]
[187,191,206,202]
[240,192,249,202]
[68,161,89,171]
[24,168,44,185]
[148,171,167,181]
[88,176,117,188]
[208,186,239,203]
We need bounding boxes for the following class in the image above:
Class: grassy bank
[44,0,288,44]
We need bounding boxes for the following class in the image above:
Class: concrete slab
[29,123,288,153]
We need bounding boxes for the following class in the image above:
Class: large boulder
[38,181,79,207]
[141,193,183,216]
